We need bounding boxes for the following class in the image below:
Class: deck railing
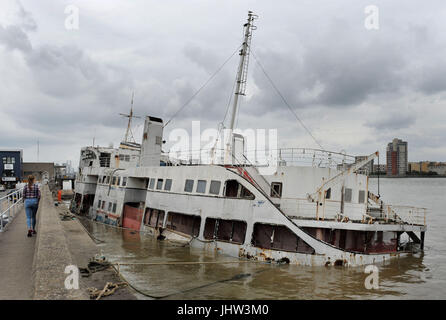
[385,205,427,226]
[0,188,24,232]
[163,147,356,169]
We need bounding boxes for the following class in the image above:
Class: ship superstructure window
[149,178,155,189]
[270,182,282,198]
[252,223,315,254]
[164,179,172,191]
[344,188,352,203]
[117,177,121,186]
[119,154,130,161]
[145,179,150,189]
[112,203,117,213]
[108,202,112,212]
[144,208,165,228]
[112,177,117,185]
[203,218,247,244]
[184,179,194,192]
[224,180,255,199]
[122,177,127,186]
[156,179,164,190]
[325,188,331,199]
[98,200,101,208]
[99,153,111,167]
[102,201,105,209]
[105,176,110,184]
[166,212,201,237]
[209,180,221,195]
[358,190,365,204]
[196,180,206,193]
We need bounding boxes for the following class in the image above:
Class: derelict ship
[71,12,427,266]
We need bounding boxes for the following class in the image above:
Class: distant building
[386,138,408,176]
[354,156,374,175]
[408,161,430,173]
[22,162,55,183]
[0,149,23,188]
[373,164,386,174]
[428,162,446,176]
[336,156,374,175]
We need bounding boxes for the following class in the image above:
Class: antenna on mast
[229,11,258,131]
[119,92,141,143]
[224,11,258,163]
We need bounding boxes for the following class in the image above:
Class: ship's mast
[119,92,141,143]
[229,11,258,131]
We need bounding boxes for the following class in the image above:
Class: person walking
[23,175,40,237]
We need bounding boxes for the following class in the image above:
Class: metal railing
[163,147,356,169]
[0,188,24,232]
[385,205,428,226]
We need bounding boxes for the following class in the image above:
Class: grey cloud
[0,24,32,52]
[365,113,416,131]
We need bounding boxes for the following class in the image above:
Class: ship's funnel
[139,116,163,167]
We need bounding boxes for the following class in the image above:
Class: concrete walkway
[0,206,36,300]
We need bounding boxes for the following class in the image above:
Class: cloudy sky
[1,0,446,167]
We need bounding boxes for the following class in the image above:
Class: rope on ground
[87,282,127,300]
[59,211,76,221]
[76,217,106,244]
[79,255,111,277]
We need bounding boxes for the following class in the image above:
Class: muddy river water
[80,178,446,299]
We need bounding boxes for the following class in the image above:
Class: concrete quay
[0,185,136,300]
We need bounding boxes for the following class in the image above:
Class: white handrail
[0,188,24,232]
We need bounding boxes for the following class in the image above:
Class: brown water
[80,178,446,299]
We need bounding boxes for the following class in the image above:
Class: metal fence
[386,205,428,226]
[0,188,24,232]
[163,147,356,169]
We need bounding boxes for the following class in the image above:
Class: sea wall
[32,184,87,299]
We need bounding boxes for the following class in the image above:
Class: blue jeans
[24,198,39,230]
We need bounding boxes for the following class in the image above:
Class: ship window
[344,188,352,203]
[240,186,254,199]
[325,188,331,200]
[156,136,163,146]
[252,223,314,254]
[358,190,365,203]
[166,212,201,237]
[145,179,150,189]
[97,200,101,208]
[99,152,111,167]
[105,176,110,184]
[156,179,163,190]
[144,208,165,227]
[224,180,255,199]
[149,178,155,189]
[270,182,282,198]
[184,179,194,192]
[196,180,206,193]
[102,201,105,209]
[122,177,127,186]
[225,180,239,197]
[112,203,117,213]
[112,176,117,185]
[117,177,121,186]
[164,179,172,191]
[203,218,247,244]
[209,180,221,195]
[108,202,112,212]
